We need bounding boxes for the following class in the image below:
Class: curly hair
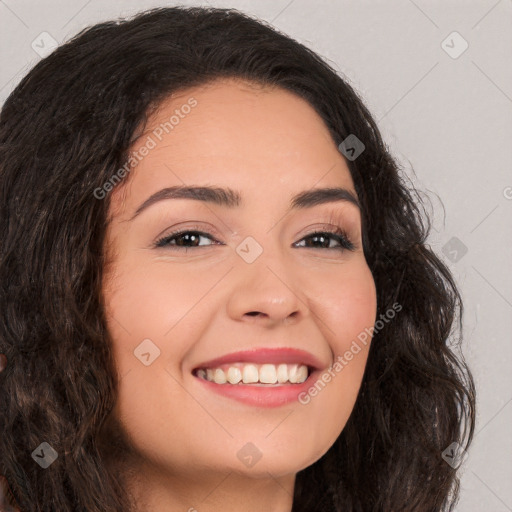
[0,6,475,511]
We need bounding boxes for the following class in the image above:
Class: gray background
[1,1,511,510]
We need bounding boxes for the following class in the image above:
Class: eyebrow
[129,185,360,220]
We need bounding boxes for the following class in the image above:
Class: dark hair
[0,6,475,511]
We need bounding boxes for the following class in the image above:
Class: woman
[0,6,475,511]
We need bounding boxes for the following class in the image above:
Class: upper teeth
[196,363,309,385]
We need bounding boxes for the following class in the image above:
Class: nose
[226,257,306,327]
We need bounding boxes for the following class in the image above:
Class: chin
[229,444,328,479]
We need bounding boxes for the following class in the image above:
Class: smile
[191,348,324,407]
[194,362,309,385]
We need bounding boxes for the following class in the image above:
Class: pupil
[179,233,199,246]
[310,234,328,248]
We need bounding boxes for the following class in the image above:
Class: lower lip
[193,370,320,408]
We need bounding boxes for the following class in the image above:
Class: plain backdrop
[1,1,511,510]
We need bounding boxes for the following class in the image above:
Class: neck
[126,463,296,512]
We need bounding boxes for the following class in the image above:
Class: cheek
[103,257,214,350]
[293,263,376,452]
[323,263,376,397]
[316,262,377,352]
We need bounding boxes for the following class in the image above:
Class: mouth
[193,362,312,386]
[191,348,324,407]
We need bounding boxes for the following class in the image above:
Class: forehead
[109,77,355,218]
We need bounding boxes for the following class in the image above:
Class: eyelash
[154,225,356,252]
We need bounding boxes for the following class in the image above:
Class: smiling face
[102,77,377,495]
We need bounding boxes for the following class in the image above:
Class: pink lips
[192,347,324,408]
[194,347,323,371]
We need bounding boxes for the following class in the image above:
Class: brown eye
[295,229,355,251]
[154,230,220,249]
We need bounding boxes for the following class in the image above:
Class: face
[102,78,377,492]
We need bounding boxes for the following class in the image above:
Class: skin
[102,77,377,512]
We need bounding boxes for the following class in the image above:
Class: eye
[294,228,355,251]
[153,226,356,252]
[154,230,221,249]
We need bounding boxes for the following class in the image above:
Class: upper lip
[193,347,324,372]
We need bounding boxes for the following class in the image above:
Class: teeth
[288,364,298,383]
[259,364,277,384]
[226,367,242,384]
[196,363,309,385]
[277,364,288,383]
[290,364,308,383]
[242,364,259,384]
[213,368,227,384]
